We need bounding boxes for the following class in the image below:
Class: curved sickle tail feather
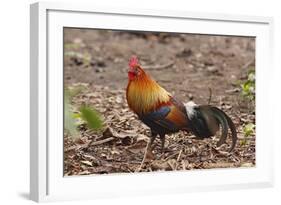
[187,105,237,152]
[210,107,237,152]
[224,111,237,152]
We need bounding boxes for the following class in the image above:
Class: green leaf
[79,106,103,130]
[64,93,79,139]
[72,113,81,119]
[240,69,255,101]
[240,139,247,146]
[248,72,255,82]
[64,43,80,49]
[243,123,255,137]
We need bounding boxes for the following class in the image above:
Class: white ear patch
[184,101,198,118]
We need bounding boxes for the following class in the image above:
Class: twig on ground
[225,88,240,94]
[242,58,255,70]
[208,87,212,105]
[164,151,180,161]
[90,137,115,146]
[182,160,187,170]
[64,145,77,152]
[176,149,183,162]
[167,160,175,170]
[143,61,174,70]
[175,149,183,170]
[135,140,150,172]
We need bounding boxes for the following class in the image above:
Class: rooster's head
[128,56,145,81]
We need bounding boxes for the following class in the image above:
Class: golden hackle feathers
[126,68,171,114]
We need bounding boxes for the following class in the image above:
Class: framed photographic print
[30,2,274,202]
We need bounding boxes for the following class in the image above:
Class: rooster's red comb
[129,56,139,68]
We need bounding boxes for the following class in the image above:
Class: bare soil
[63,28,255,176]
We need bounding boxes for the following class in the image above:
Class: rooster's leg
[148,131,157,151]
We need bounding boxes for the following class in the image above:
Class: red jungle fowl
[126,56,237,153]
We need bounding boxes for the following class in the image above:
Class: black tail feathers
[188,105,237,152]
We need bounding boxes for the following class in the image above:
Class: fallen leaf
[81,160,93,167]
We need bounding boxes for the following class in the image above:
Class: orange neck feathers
[126,68,171,115]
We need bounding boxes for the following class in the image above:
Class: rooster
[126,56,237,153]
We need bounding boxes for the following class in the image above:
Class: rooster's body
[126,56,237,152]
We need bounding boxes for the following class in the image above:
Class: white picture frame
[30,2,274,202]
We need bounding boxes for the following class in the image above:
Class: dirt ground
[63,28,255,176]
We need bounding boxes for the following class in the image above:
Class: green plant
[241,69,255,101]
[64,43,81,50]
[79,106,103,130]
[243,123,255,137]
[64,85,103,139]
[64,89,79,138]
[240,123,255,146]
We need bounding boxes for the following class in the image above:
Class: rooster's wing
[139,102,188,134]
